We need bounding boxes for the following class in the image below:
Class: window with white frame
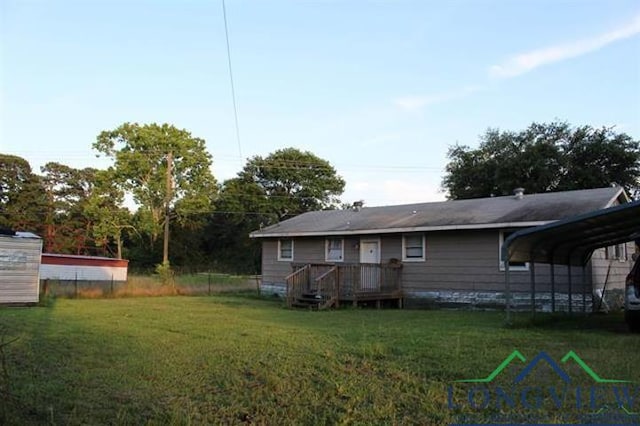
[325,238,344,262]
[605,244,627,261]
[499,231,529,271]
[614,243,627,261]
[278,239,293,261]
[403,234,425,261]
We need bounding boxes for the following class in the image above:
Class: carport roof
[503,199,640,267]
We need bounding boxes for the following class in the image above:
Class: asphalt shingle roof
[250,187,625,238]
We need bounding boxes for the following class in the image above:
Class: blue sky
[1,0,639,206]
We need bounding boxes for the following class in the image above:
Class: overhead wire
[2,150,445,173]
[221,0,243,160]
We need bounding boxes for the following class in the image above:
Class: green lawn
[1,296,639,425]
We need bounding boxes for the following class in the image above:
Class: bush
[155,261,175,287]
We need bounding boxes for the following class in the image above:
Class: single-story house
[249,187,635,310]
[0,229,43,304]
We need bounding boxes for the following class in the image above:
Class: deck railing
[285,262,402,306]
[285,264,309,307]
[285,263,334,307]
[314,266,338,308]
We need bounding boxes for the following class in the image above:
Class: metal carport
[502,199,640,323]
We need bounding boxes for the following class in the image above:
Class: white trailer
[0,232,43,304]
[40,254,128,282]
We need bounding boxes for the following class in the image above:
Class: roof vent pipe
[514,188,525,200]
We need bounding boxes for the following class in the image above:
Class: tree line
[1,121,638,274]
[0,122,346,273]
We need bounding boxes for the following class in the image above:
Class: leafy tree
[205,148,345,273]
[41,162,98,253]
[204,178,274,273]
[83,169,132,259]
[0,154,47,235]
[442,122,640,199]
[238,147,345,220]
[94,123,217,264]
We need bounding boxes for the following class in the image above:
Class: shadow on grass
[0,302,166,424]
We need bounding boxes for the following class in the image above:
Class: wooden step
[291,301,320,309]
[297,296,323,303]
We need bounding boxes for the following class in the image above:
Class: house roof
[250,187,627,238]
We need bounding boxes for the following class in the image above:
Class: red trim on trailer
[41,254,129,268]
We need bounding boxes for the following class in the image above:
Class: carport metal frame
[502,199,640,323]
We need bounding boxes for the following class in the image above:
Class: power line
[2,150,447,172]
[222,0,243,159]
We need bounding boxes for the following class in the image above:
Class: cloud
[393,85,484,111]
[490,13,640,78]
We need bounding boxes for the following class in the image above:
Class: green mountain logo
[456,350,630,384]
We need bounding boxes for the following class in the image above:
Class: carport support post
[550,262,556,313]
[505,262,511,324]
[503,243,512,324]
[582,264,587,315]
[529,259,536,317]
[567,264,573,316]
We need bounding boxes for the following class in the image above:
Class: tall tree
[41,162,99,253]
[442,122,640,199]
[238,147,345,220]
[83,169,132,259]
[94,123,217,265]
[205,148,345,273]
[0,154,47,234]
[204,178,275,273]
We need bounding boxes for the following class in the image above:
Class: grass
[46,273,258,299]
[174,273,256,287]
[1,296,639,425]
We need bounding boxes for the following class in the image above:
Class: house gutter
[250,221,552,239]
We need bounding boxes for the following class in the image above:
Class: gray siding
[261,237,360,289]
[590,243,634,291]
[259,229,612,308]
[0,236,42,303]
[389,230,589,295]
[343,237,360,263]
[260,240,291,292]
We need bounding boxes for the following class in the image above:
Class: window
[499,231,529,271]
[278,239,293,261]
[605,244,627,261]
[325,238,344,262]
[403,234,425,261]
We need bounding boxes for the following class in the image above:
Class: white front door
[360,239,381,291]
[360,239,380,264]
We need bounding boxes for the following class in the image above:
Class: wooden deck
[285,263,403,309]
